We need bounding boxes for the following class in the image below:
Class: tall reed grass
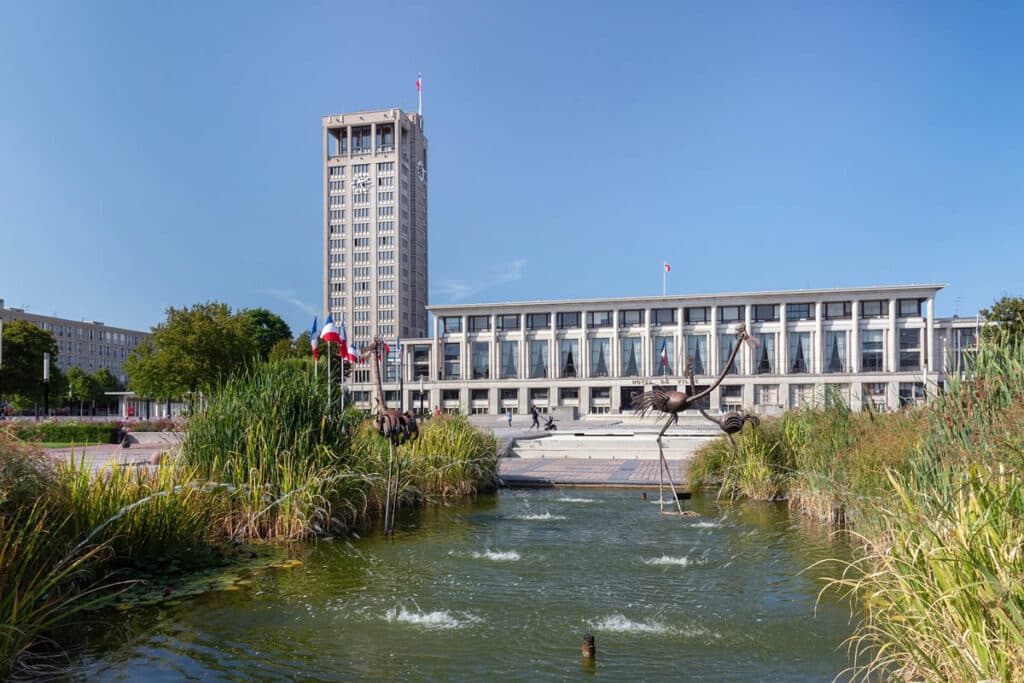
[691,340,1024,680]
[825,341,1024,681]
[0,359,500,675]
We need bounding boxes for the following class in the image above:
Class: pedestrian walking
[530,405,540,430]
[507,408,513,427]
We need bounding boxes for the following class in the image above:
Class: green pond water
[71,489,856,681]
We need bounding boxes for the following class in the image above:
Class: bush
[0,433,55,513]
[1,421,119,445]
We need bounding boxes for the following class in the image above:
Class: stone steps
[510,432,717,460]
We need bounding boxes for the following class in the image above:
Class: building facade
[349,284,981,416]
[0,299,150,385]
[322,108,429,360]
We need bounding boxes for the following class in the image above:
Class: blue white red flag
[660,338,669,367]
[319,315,341,344]
[310,317,319,360]
[337,315,349,356]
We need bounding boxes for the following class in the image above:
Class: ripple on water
[555,497,596,503]
[471,550,520,561]
[509,513,566,521]
[384,607,482,630]
[642,555,704,567]
[593,614,720,639]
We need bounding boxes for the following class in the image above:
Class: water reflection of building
[350,284,982,416]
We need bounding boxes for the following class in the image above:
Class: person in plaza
[529,405,540,430]
[507,408,513,427]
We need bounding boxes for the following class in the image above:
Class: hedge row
[0,421,121,444]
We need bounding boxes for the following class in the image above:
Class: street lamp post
[419,376,425,417]
[42,352,50,418]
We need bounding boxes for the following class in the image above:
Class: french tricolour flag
[310,317,319,360]
[660,338,669,367]
[319,315,342,345]
[664,262,671,273]
[337,315,349,354]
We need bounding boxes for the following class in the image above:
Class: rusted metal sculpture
[361,335,418,535]
[632,324,758,514]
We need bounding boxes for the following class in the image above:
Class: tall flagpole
[327,342,332,409]
[398,340,404,412]
[417,73,422,116]
[662,258,667,297]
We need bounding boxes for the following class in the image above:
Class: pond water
[71,489,856,681]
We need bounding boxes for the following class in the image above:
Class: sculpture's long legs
[389,444,403,533]
[384,438,395,536]
[657,415,685,515]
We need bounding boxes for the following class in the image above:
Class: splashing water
[593,615,677,635]
[384,607,482,630]
[642,555,703,567]
[509,512,566,521]
[471,550,520,562]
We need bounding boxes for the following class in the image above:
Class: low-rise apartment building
[0,299,150,385]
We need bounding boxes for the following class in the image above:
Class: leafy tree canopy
[123,302,257,399]
[269,330,316,362]
[0,319,66,404]
[241,308,292,361]
[66,366,98,404]
[980,296,1024,345]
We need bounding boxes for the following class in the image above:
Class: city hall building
[351,284,980,416]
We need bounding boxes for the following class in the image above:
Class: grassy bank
[689,342,1024,681]
[0,360,499,678]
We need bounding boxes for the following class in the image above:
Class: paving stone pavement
[498,457,688,487]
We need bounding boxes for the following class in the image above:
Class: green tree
[123,302,257,399]
[92,367,123,410]
[0,319,61,406]
[241,308,292,361]
[268,330,315,362]
[980,296,1024,345]
[66,366,98,414]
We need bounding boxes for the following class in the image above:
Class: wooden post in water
[582,633,595,659]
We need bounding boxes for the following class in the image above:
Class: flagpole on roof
[662,258,667,297]
[417,73,422,117]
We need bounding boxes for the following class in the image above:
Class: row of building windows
[329,161,394,176]
[357,380,928,416]
[427,329,935,381]
[24,320,142,345]
[440,299,927,334]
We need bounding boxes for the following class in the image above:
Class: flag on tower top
[664,262,671,273]
[319,315,341,344]
[310,317,319,360]
[416,73,422,92]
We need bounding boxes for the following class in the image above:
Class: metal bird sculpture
[361,336,418,535]
[631,324,759,514]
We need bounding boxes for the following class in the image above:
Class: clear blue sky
[1,1,1021,336]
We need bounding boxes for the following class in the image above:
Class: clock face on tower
[353,174,370,190]
[416,160,426,182]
